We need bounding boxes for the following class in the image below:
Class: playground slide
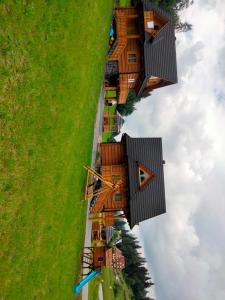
[73,270,100,294]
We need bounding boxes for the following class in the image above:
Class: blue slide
[73,270,100,294]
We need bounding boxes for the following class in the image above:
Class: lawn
[88,272,102,300]
[118,0,132,7]
[88,267,132,300]
[0,1,113,299]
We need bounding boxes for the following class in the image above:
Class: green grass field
[119,0,132,7]
[88,267,132,300]
[0,1,113,299]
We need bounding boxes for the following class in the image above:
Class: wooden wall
[101,142,125,166]
[90,161,128,214]
[101,164,127,209]
[118,39,142,73]
[127,73,140,89]
[93,247,106,268]
[111,7,142,74]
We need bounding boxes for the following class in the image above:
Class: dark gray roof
[138,1,178,95]
[122,133,166,228]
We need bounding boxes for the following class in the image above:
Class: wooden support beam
[84,166,114,188]
[87,186,111,198]
[127,14,139,19]
[83,165,118,201]
[127,34,141,39]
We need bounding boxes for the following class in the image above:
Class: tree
[114,220,155,300]
[174,0,194,11]
[176,21,192,32]
[117,90,141,117]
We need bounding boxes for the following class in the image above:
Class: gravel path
[81,87,105,300]
[98,283,103,300]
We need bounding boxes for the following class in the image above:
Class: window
[147,21,154,29]
[112,175,121,182]
[138,164,155,189]
[128,53,136,63]
[128,78,135,83]
[139,169,146,183]
[115,191,122,201]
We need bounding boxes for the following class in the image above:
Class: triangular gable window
[138,163,155,190]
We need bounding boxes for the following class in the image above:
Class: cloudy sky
[121,0,225,299]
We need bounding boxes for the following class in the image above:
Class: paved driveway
[81,87,105,300]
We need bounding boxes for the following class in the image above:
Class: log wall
[101,143,126,166]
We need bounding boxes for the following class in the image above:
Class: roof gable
[137,0,178,95]
[122,134,166,228]
[138,163,156,190]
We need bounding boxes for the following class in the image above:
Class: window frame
[114,191,123,201]
[112,175,121,182]
[128,78,136,83]
[127,53,137,63]
[138,164,155,190]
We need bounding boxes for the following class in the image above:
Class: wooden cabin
[105,0,178,104]
[93,246,107,268]
[93,246,125,273]
[106,248,125,274]
[89,211,126,227]
[103,110,124,134]
[89,134,166,228]
[92,221,106,243]
[112,247,125,274]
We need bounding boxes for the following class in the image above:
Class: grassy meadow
[118,0,132,6]
[0,1,113,299]
[88,267,132,300]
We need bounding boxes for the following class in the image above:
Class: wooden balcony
[109,10,127,60]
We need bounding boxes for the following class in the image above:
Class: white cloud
[123,0,225,299]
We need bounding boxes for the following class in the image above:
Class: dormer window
[138,164,155,189]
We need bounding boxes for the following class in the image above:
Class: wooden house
[92,221,106,245]
[89,134,166,229]
[91,222,114,245]
[106,247,125,274]
[103,110,124,134]
[93,246,108,268]
[105,0,178,104]
[92,246,125,273]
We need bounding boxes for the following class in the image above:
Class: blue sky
[121,0,225,299]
